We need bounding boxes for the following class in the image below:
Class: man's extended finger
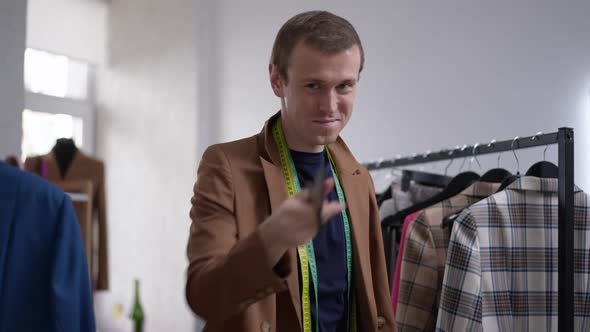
[323,178,335,195]
[321,201,346,222]
[297,188,312,202]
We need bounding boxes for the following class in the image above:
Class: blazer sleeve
[368,173,397,332]
[396,213,440,331]
[435,209,483,331]
[51,194,97,332]
[186,145,290,323]
[95,161,109,290]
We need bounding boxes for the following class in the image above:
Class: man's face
[270,42,361,152]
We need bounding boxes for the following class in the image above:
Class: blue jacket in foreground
[0,162,95,331]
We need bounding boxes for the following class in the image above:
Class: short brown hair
[270,11,364,82]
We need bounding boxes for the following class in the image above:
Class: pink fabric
[392,210,422,315]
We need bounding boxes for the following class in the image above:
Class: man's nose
[318,89,338,113]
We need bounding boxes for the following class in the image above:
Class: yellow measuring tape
[272,118,357,332]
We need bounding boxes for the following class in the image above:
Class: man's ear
[269,63,285,98]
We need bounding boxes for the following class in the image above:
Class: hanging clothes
[436,177,590,331]
[396,181,500,331]
[391,210,421,315]
[24,150,109,290]
[379,175,443,220]
[380,173,443,290]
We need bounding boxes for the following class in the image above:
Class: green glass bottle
[130,279,145,332]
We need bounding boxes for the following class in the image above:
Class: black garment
[290,149,349,332]
[52,138,78,178]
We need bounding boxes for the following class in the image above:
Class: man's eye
[305,83,320,90]
[337,83,353,90]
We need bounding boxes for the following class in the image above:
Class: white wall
[27,0,107,64]
[196,0,221,156]
[0,0,27,158]
[202,0,590,190]
[96,0,198,331]
[25,0,104,156]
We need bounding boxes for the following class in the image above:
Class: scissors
[309,166,326,229]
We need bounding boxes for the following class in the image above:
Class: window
[22,48,94,160]
[21,109,84,160]
[24,48,89,100]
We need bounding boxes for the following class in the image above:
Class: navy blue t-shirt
[290,149,349,332]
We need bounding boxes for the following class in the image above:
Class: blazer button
[260,320,271,332]
[377,316,386,329]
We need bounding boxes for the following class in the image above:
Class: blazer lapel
[62,150,82,180]
[44,150,81,181]
[338,168,375,322]
[260,156,302,331]
[327,141,375,329]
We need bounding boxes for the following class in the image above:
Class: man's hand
[274,177,344,247]
[259,178,345,268]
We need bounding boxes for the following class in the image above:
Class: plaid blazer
[396,181,500,331]
[436,176,590,331]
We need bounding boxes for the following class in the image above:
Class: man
[186,11,395,331]
[0,161,96,331]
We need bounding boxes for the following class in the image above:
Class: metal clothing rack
[365,128,575,331]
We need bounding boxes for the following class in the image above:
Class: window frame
[22,48,96,155]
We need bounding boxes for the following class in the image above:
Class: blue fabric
[0,162,95,332]
[290,149,348,332]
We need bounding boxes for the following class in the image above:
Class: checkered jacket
[396,181,500,331]
[436,176,590,331]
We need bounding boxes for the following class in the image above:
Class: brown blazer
[24,151,109,290]
[186,113,395,332]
